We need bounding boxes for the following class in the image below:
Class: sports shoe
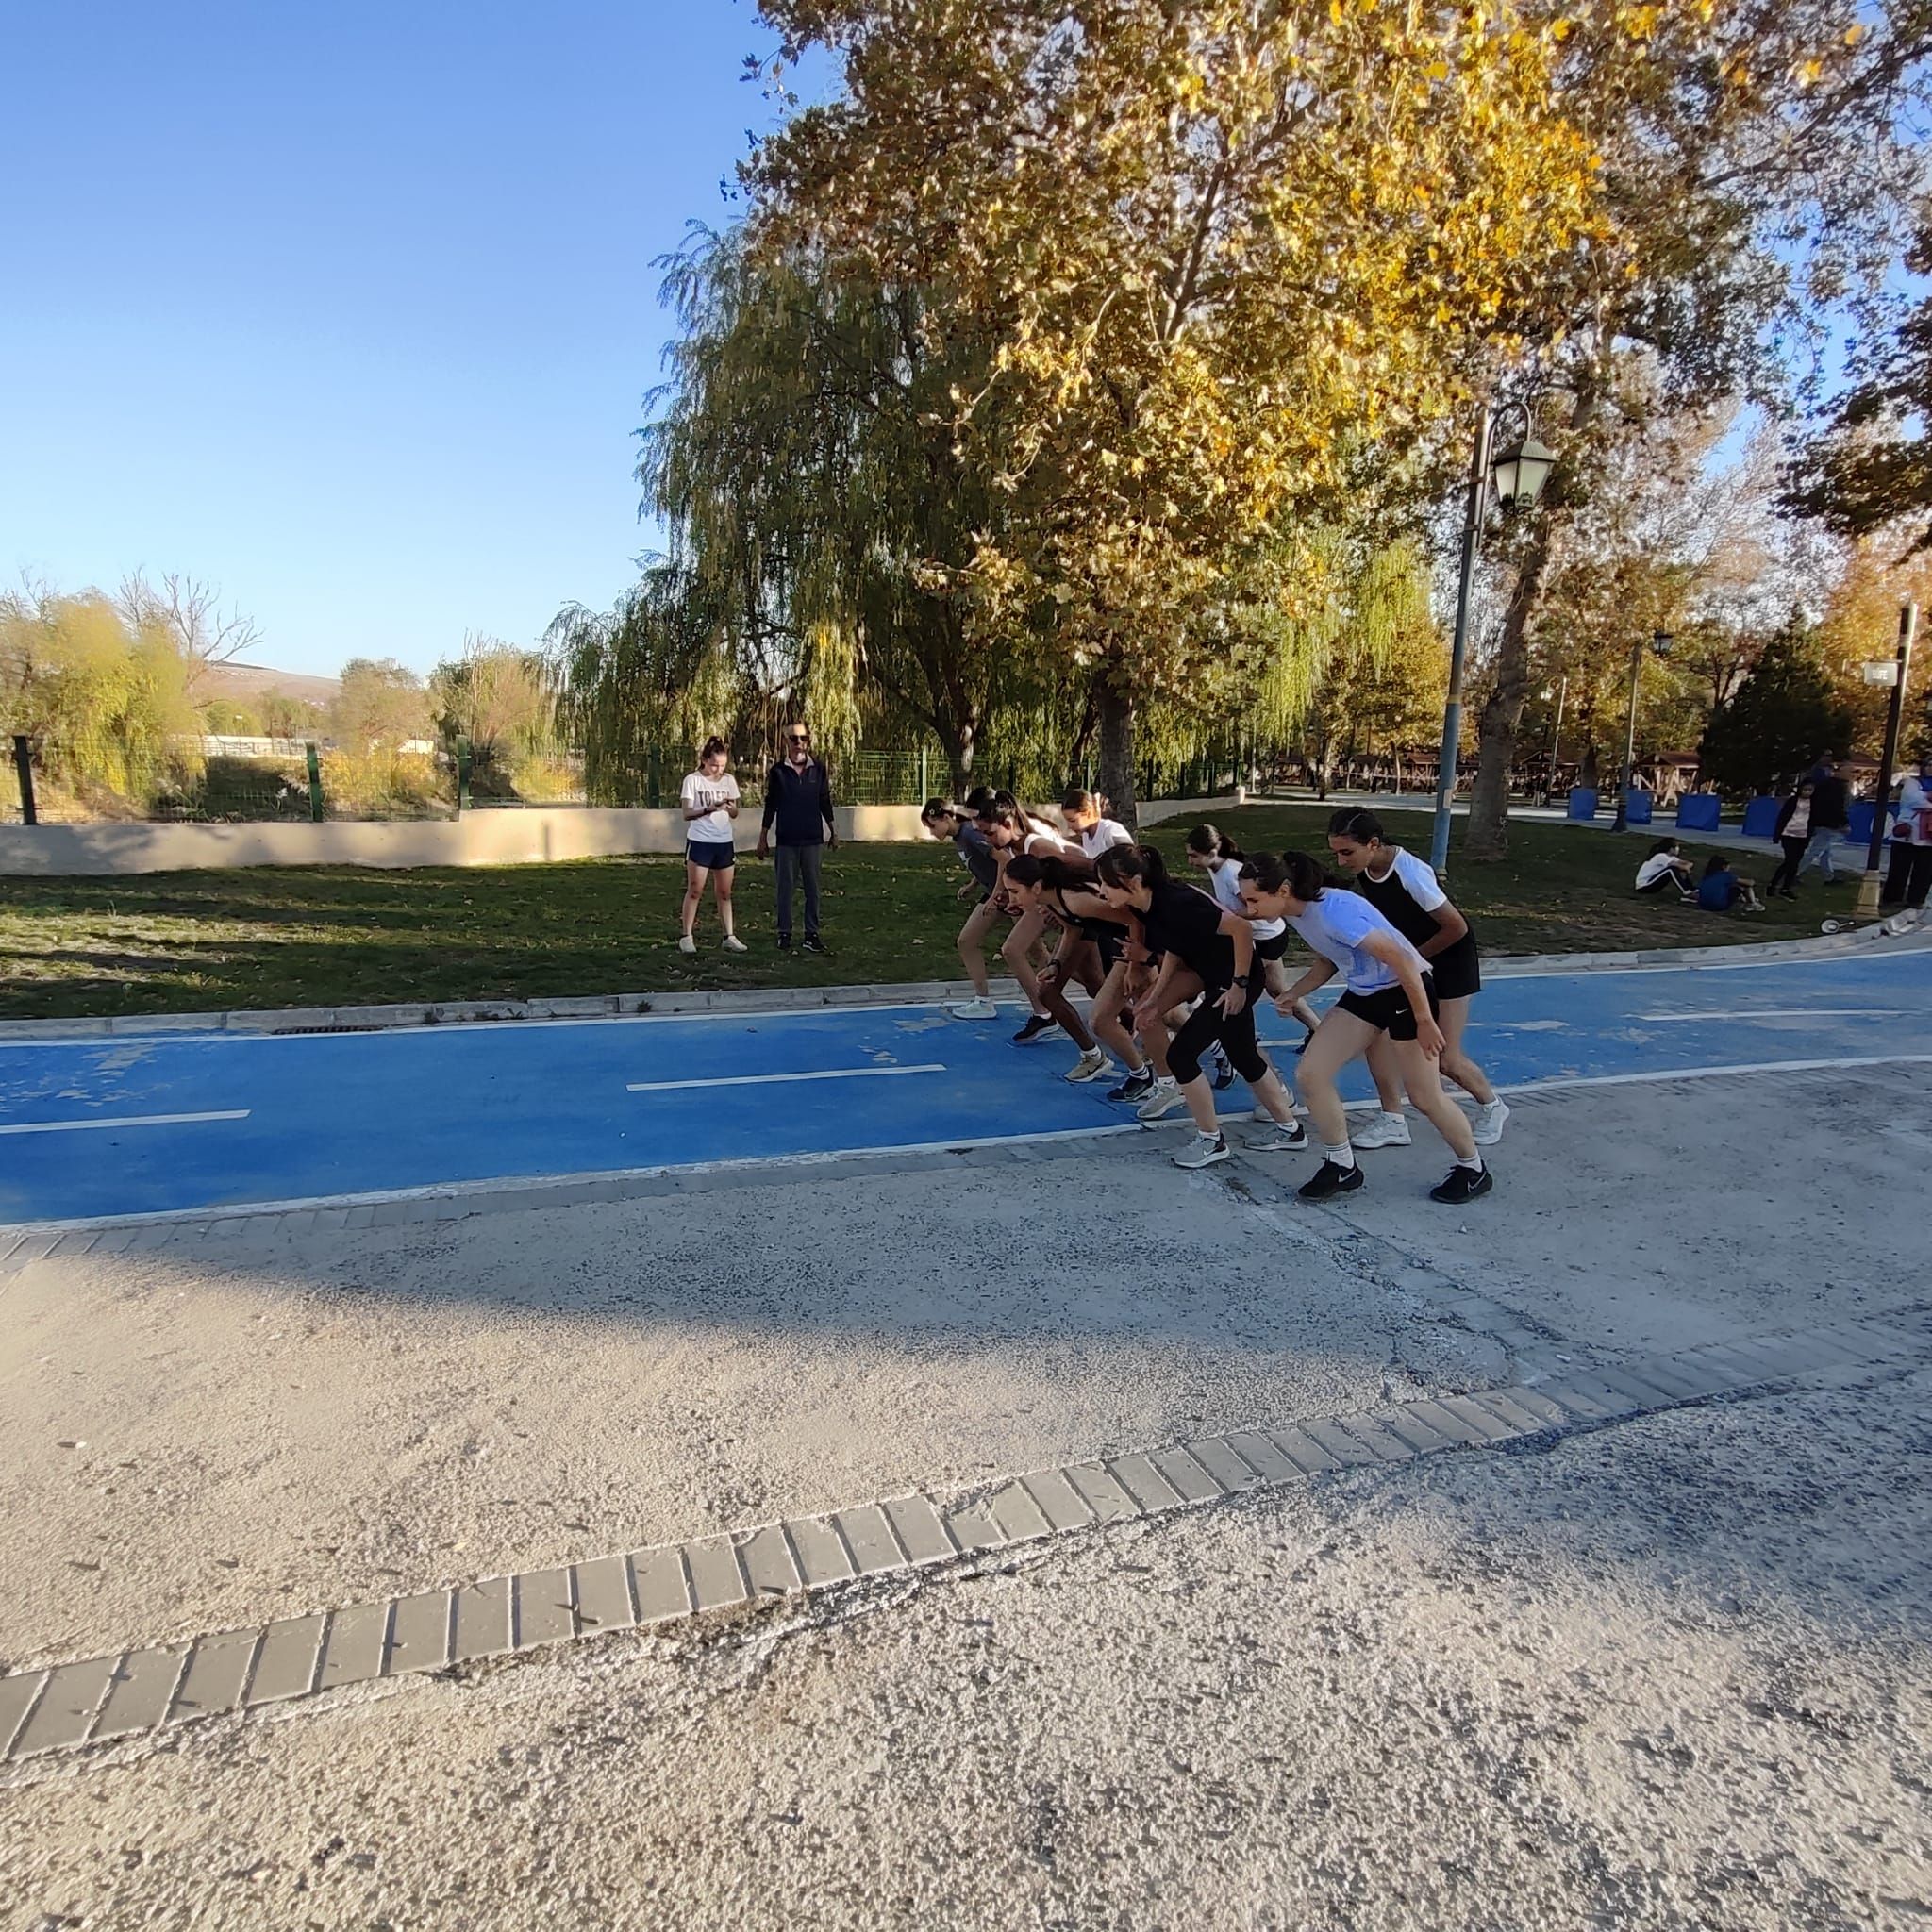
[1298,1158,1365,1200]
[777,932,792,950]
[1350,1111,1411,1150]
[1012,1013,1057,1045]
[721,934,748,954]
[1209,1046,1235,1091]
[1430,1163,1495,1204]
[1171,1131,1229,1171]
[1108,1066,1157,1103]
[1135,1077,1188,1122]
[947,996,997,1020]
[1470,1098,1510,1146]
[802,935,828,955]
[1250,1105,1274,1124]
[676,933,697,955]
[1065,1047,1116,1084]
[1244,1119,1308,1153]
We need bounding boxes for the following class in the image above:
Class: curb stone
[3,1305,1923,1769]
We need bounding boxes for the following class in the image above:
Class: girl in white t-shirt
[678,737,748,955]
[1237,849,1491,1207]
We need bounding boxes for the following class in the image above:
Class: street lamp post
[1611,629,1673,835]
[1853,601,1918,920]
[1542,676,1568,806]
[1429,402,1556,875]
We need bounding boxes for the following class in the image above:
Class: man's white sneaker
[1244,1119,1308,1153]
[1471,1097,1511,1146]
[1135,1078,1188,1122]
[1351,1111,1411,1150]
[947,996,997,1020]
[721,934,748,953]
[676,934,697,955]
[1065,1048,1116,1083]
[1171,1131,1229,1171]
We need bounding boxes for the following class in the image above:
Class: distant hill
[199,660,340,708]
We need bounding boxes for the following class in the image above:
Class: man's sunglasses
[788,732,810,743]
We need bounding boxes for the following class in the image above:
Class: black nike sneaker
[1107,1066,1157,1102]
[1298,1158,1365,1200]
[1012,1013,1056,1045]
[1429,1164,1495,1205]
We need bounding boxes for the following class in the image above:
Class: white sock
[1457,1155,1484,1173]
[1325,1142,1356,1169]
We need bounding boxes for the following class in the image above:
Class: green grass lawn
[0,808,1859,1020]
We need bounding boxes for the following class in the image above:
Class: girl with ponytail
[1237,852,1495,1206]
[1092,844,1307,1169]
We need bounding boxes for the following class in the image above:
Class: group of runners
[919,791,1508,1204]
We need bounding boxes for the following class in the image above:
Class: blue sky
[1,2,817,680]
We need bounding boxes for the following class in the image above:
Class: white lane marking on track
[0,1123,1142,1235]
[1635,1008,1907,1021]
[0,1109,250,1137]
[625,1062,946,1093]
[1495,1053,1932,1097]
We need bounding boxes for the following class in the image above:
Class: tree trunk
[1096,662,1138,830]
[1463,519,1555,861]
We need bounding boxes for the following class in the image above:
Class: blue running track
[3,948,1927,1225]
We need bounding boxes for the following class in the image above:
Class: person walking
[1794,754,1850,885]
[1770,779,1817,897]
[758,722,837,953]
[1881,757,1932,913]
[677,736,747,955]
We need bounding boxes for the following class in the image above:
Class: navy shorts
[1336,977,1441,1041]
[686,841,736,870]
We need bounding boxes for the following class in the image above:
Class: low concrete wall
[0,804,930,877]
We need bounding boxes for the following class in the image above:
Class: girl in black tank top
[1325,808,1509,1150]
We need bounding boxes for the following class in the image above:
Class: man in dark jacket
[757,723,837,951]
[1797,754,1850,885]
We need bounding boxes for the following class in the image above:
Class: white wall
[0,805,930,876]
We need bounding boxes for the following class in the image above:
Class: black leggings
[1167,984,1270,1087]
[1770,837,1807,894]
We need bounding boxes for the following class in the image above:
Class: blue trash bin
[1567,787,1599,822]
[1623,790,1653,826]
[1740,795,1780,840]
[1848,800,1877,846]
[1675,793,1722,832]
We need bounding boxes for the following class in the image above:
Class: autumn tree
[331,658,429,752]
[745,0,1621,822]
[1783,220,1932,556]
[1458,0,1931,856]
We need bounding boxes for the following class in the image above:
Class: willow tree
[1457,0,1932,857]
[745,0,1641,821]
[630,229,1045,791]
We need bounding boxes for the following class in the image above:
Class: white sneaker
[1135,1078,1188,1123]
[721,934,748,953]
[1471,1098,1511,1146]
[1065,1048,1116,1084]
[1244,1119,1308,1153]
[946,996,997,1020]
[676,934,697,955]
[1171,1132,1229,1171]
[1250,1105,1275,1124]
[1351,1111,1411,1150]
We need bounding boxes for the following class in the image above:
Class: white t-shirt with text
[680,771,740,845]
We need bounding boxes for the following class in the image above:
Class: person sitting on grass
[1635,838,1697,901]
[1696,853,1765,915]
